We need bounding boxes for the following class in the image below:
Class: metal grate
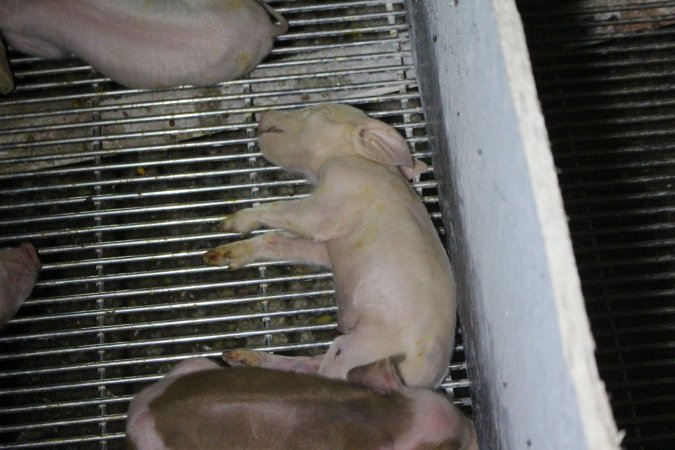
[0,1,470,448]
[517,1,675,448]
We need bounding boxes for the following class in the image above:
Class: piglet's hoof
[222,349,264,367]
[217,210,260,235]
[202,249,224,266]
[216,216,235,232]
[202,242,252,269]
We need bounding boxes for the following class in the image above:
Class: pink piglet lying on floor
[203,104,457,389]
[126,356,478,450]
[0,0,287,94]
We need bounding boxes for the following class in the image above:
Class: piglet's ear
[400,159,428,180]
[353,119,413,169]
[346,354,406,395]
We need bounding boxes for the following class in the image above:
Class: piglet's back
[144,367,413,449]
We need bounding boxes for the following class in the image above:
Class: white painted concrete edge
[492,1,623,448]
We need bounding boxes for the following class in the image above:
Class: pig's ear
[346,354,406,394]
[399,159,429,180]
[353,119,413,169]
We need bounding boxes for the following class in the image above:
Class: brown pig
[0,242,40,328]
[204,104,457,389]
[0,0,288,94]
[126,356,478,450]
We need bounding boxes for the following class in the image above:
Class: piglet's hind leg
[222,349,322,374]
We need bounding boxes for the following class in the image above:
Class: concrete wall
[405,0,621,448]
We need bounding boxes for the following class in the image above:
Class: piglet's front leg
[203,231,330,269]
[223,349,322,374]
[217,197,334,240]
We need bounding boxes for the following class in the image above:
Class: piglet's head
[257,103,427,182]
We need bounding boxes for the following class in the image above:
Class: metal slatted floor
[0,1,470,448]
[517,1,675,448]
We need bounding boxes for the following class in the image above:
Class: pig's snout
[17,242,40,267]
[0,241,41,327]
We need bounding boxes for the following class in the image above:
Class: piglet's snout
[257,110,288,133]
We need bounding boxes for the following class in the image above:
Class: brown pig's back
[148,367,414,449]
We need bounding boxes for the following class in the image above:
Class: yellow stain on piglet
[415,337,430,359]
[236,52,252,73]
[359,185,375,197]
[352,223,378,250]
[228,0,243,11]
[374,201,385,213]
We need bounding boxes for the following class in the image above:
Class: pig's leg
[318,328,407,384]
[3,32,69,59]
[217,197,338,241]
[222,349,323,374]
[0,39,13,95]
[203,231,331,269]
[1,30,71,94]
[224,328,405,384]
